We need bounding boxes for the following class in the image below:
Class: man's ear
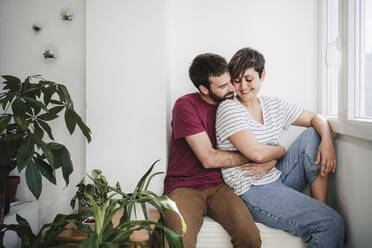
[199,85,209,95]
[260,70,266,81]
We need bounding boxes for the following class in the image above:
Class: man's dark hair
[189,53,229,90]
[229,47,265,81]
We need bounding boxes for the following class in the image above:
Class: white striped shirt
[216,96,303,195]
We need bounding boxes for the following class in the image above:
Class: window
[319,0,372,140]
[356,0,372,119]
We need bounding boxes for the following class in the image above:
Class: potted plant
[70,169,111,220]
[0,211,89,248]
[78,159,186,248]
[0,75,91,224]
[0,160,186,248]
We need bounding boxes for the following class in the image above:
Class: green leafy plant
[70,169,110,212]
[0,212,87,248]
[78,160,186,248]
[0,161,185,248]
[0,75,91,223]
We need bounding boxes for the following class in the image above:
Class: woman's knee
[331,212,344,243]
[317,209,344,244]
[301,127,321,152]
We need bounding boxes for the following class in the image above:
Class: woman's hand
[315,140,336,176]
[240,160,277,180]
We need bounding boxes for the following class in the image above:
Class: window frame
[318,0,372,141]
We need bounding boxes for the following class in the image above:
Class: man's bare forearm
[204,149,249,169]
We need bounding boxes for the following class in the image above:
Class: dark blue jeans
[240,127,344,248]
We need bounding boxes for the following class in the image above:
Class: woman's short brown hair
[229,47,265,81]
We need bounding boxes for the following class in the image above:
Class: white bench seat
[196,216,306,248]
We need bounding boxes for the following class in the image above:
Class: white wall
[328,136,372,247]
[86,0,168,194]
[167,0,318,147]
[0,0,86,226]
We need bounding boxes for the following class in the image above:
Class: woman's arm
[228,128,286,163]
[293,110,336,176]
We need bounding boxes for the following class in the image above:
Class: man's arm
[293,110,336,176]
[185,132,249,169]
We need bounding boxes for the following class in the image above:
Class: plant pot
[82,216,95,231]
[78,195,104,221]
[6,176,20,202]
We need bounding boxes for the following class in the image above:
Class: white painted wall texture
[329,136,372,247]
[0,0,86,227]
[86,0,168,194]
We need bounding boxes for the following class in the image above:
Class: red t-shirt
[163,93,224,195]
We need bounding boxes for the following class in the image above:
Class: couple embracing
[163,48,344,248]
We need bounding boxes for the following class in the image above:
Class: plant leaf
[33,122,44,140]
[0,115,11,134]
[49,99,64,105]
[71,109,91,142]
[34,157,56,185]
[49,142,73,185]
[135,159,160,193]
[37,112,59,121]
[16,136,34,172]
[11,98,28,130]
[58,85,73,109]
[38,120,54,140]
[43,84,57,105]
[23,97,48,112]
[25,160,42,199]
[1,75,21,91]
[48,105,64,115]
[65,108,76,134]
[157,195,186,235]
[79,232,99,248]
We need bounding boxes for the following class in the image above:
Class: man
[164,53,283,248]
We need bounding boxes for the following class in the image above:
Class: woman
[216,47,344,248]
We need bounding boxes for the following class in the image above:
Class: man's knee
[232,222,262,248]
[234,232,262,248]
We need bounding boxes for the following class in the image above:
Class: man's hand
[315,140,336,176]
[240,160,277,180]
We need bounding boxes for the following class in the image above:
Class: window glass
[327,0,340,116]
[358,0,372,118]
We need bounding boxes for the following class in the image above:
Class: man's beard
[209,90,234,103]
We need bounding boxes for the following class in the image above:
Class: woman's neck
[237,96,260,109]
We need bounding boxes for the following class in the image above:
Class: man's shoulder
[173,92,203,111]
[175,92,200,104]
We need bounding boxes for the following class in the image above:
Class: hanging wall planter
[32,23,42,32]
[42,49,56,59]
[60,7,74,21]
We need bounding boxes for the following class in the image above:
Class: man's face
[208,72,235,103]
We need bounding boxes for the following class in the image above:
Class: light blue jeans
[240,127,344,248]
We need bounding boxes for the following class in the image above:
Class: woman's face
[233,67,264,102]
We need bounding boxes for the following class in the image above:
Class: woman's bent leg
[276,127,328,202]
[240,180,344,248]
